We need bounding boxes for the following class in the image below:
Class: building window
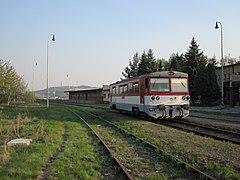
[224,74,226,80]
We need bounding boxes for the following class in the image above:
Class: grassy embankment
[0,104,114,179]
[86,107,240,179]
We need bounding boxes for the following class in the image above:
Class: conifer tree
[147,49,157,72]
[122,52,140,78]
[138,51,152,75]
[169,53,183,71]
[157,59,164,71]
[183,37,207,101]
[194,58,220,104]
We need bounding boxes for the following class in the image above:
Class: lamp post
[32,62,37,98]
[215,21,224,107]
[46,34,55,108]
[67,74,70,90]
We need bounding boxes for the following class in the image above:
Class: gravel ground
[190,105,240,122]
[90,108,240,179]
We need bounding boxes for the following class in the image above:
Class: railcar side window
[171,78,188,92]
[119,86,123,94]
[123,85,128,93]
[112,87,116,94]
[150,78,169,92]
[128,83,132,93]
[133,82,139,93]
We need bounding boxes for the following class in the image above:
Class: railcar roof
[111,71,188,85]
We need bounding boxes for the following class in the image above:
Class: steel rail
[190,114,240,124]
[160,119,240,145]
[84,110,216,180]
[67,108,134,180]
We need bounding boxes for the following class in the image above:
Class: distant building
[215,63,240,106]
[65,85,110,103]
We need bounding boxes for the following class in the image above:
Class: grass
[81,106,240,179]
[2,103,239,179]
[0,104,117,179]
[110,118,240,179]
[73,107,195,179]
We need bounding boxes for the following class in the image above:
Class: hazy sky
[1,0,240,90]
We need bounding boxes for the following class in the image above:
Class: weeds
[1,139,9,163]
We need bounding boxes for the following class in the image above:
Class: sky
[1,0,240,91]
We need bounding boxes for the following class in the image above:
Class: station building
[65,85,110,103]
[215,63,240,106]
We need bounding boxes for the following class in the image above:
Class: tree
[147,49,158,72]
[156,59,164,71]
[22,90,35,104]
[194,60,220,104]
[122,52,140,78]
[182,38,207,101]
[138,49,158,75]
[160,58,170,70]
[169,53,183,71]
[0,59,26,105]
[138,51,151,75]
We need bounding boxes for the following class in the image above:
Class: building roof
[64,87,102,93]
[215,62,240,69]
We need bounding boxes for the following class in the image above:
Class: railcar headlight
[182,96,190,101]
[151,96,155,100]
[156,96,160,100]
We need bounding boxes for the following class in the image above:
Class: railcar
[109,71,190,119]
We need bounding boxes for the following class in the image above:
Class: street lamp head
[215,22,219,29]
[52,35,55,41]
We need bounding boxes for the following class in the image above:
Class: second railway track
[68,106,216,179]
[159,119,240,145]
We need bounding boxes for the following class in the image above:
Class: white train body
[110,71,190,119]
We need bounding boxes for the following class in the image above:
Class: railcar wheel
[132,107,140,116]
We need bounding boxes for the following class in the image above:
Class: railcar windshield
[171,78,188,92]
[150,78,170,92]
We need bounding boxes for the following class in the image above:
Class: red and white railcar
[109,71,190,119]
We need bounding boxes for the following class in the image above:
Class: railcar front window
[150,78,169,92]
[171,78,188,92]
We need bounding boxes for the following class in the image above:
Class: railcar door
[140,79,145,104]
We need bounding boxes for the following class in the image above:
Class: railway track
[159,119,240,144]
[61,103,240,145]
[190,113,240,124]
[67,106,216,179]
[68,108,132,180]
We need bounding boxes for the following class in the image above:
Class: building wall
[215,63,240,106]
[68,85,110,103]
[216,63,240,85]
